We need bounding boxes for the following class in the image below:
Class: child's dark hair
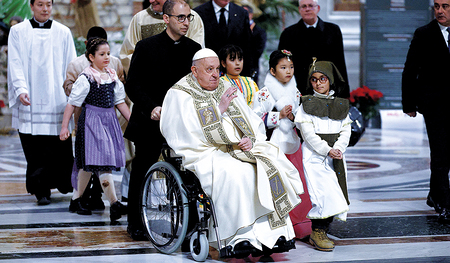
[269,50,293,72]
[218,44,244,73]
[85,37,109,63]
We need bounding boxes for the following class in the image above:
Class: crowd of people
[5,0,449,258]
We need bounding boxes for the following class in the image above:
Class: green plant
[254,0,299,37]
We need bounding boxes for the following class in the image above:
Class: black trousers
[127,138,165,229]
[423,112,450,209]
[311,217,334,230]
[19,133,73,198]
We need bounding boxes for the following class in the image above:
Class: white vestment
[8,20,76,136]
[295,97,352,221]
[160,74,304,250]
[119,8,205,73]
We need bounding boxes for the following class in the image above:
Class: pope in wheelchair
[157,48,304,259]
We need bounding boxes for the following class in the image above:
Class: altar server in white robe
[7,0,77,205]
[160,48,304,255]
[295,58,352,252]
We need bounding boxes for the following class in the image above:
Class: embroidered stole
[173,75,294,229]
[317,133,350,205]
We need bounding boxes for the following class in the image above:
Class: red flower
[0,100,5,108]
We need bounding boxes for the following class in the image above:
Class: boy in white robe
[7,0,77,205]
[295,58,352,252]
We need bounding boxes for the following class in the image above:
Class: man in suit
[124,0,201,240]
[242,4,266,83]
[278,0,349,98]
[194,0,252,75]
[402,0,450,224]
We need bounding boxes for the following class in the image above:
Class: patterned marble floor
[1,127,450,263]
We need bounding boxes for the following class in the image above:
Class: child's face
[310,72,330,95]
[221,54,243,77]
[89,44,110,71]
[270,57,294,85]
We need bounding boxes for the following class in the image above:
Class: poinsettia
[349,86,383,119]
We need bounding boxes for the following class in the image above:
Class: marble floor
[1,127,450,263]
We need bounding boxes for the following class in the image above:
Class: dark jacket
[194,1,252,75]
[278,17,349,98]
[402,19,450,114]
[124,31,201,143]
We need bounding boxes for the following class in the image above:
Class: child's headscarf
[306,57,346,96]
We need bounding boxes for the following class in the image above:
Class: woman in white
[294,58,352,252]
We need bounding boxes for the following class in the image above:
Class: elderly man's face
[299,0,319,25]
[192,57,221,91]
[150,0,166,13]
[31,0,52,23]
[435,0,450,27]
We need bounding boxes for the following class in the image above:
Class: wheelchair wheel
[141,161,189,254]
[190,232,209,262]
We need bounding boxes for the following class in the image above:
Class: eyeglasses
[434,3,450,11]
[300,4,318,10]
[166,13,194,23]
[310,75,328,84]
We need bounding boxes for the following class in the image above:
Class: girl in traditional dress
[219,45,260,107]
[60,38,130,222]
[295,58,352,252]
[262,50,312,240]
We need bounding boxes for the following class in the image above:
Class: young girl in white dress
[295,58,352,252]
[60,38,130,222]
[261,50,312,239]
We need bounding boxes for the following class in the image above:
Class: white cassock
[160,74,304,250]
[8,20,76,136]
[295,96,352,221]
[119,8,204,73]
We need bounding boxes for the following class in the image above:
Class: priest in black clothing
[124,0,201,240]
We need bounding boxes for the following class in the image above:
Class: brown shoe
[309,228,335,252]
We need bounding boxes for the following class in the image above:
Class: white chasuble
[161,74,304,249]
[8,20,76,135]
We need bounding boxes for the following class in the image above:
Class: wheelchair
[140,144,296,261]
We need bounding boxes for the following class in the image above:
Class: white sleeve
[114,80,126,105]
[295,105,332,157]
[333,115,352,153]
[7,27,28,108]
[68,75,90,107]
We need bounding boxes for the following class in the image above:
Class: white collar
[303,19,318,28]
[313,89,335,99]
[212,1,229,13]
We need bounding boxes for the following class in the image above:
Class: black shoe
[110,201,127,221]
[37,196,51,206]
[438,208,450,224]
[70,198,92,215]
[233,241,254,259]
[88,197,105,210]
[127,225,148,241]
[427,194,443,213]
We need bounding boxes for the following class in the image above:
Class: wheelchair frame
[140,144,296,261]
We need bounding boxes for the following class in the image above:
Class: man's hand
[151,106,162,121]
[406,112,417,117]
[218,87,238,114]
[328,149,343,159]
[19,93,31,106]
[238,136,252,152]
